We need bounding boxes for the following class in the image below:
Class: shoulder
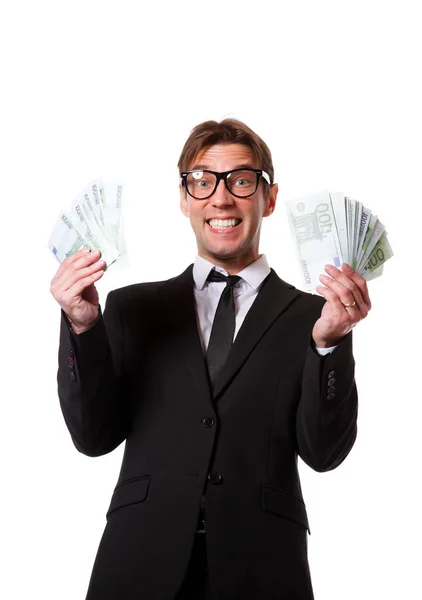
[106,265,194,308]
[269,268,324,306]
[296,287,325,310]
[268,268,325,323]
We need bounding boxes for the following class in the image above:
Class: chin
[205,244,240,260]
[206,247,251,266]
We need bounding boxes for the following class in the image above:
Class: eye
[187,171,215,191]
[228,170,257,189]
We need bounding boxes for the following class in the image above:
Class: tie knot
[207,270,241,288]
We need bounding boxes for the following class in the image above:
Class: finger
[319,271,362,307]
[66,249,102,273]
[51,250,103,294]
[338,263,371,307]
[52,260,105,305]
[65,269,105,301]
[315,284,347,317]
[62,259,106,294]
[340,263,371,309]
[320,267,368,317]
[53,249,102,283]
[319,275,367,319]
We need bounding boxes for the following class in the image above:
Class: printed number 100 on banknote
[286,191,343,291]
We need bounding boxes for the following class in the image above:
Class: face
[180,143,278,273]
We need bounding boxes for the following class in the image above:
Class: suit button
[69,372,76,382]
[203,417,215,428]
[328,370,335,378]
[327,393,336,399]
[328,378,336,386]
[328,386,336,393]
[208,472,222,484]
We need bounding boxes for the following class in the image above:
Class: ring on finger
[343,300,357,308]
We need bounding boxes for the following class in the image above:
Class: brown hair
[177,118,275,185]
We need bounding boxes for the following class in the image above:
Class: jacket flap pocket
[107,477,151,519]
[262,484,310,533]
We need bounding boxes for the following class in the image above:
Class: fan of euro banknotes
[285,191,393,291]
[48,179,125,268]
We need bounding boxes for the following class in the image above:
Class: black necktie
[206,270,241,388]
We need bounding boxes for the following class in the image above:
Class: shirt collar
[193,254,270,291]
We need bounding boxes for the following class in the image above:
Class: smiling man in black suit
[51,118,371,599]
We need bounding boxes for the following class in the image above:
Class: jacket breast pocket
[106,476,151,520]
[262,483,310,534]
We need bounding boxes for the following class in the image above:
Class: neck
[199,252,262,275]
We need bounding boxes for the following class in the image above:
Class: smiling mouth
[206,218,242,231]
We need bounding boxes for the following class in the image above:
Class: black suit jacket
[57,265,358,600]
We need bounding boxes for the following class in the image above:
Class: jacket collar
[166,265,300,401]
[193,254,271,291]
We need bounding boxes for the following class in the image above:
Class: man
[51,119,371,599]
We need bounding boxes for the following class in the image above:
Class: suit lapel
[166,265,211,400]
[212,270,301,400]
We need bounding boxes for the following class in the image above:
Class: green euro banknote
[285,191,393,291]
[48,179,125,268]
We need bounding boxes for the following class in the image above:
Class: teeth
[208,219,240,229]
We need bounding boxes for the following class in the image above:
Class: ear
[179,185,190,217]
[263,183,278,217]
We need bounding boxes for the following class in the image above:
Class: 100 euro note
[102,181,125,253]
[286,190,393,290]
[361,231,393,278]
[48,179,125,268]
[49,212,88,262]
[285,191,344,291]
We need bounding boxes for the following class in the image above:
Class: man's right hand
[50,248,106,334]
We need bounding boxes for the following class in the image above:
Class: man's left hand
[312,263,372,348]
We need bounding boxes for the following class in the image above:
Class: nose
[211,178,234,207]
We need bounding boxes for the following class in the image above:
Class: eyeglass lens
[186,170,258,198]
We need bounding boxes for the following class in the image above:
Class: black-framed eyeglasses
[180,168,271,200]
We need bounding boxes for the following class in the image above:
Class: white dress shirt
[192,254,336,356]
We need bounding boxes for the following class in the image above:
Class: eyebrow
[189,163,256,171]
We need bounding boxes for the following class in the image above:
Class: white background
[1,1,421,598]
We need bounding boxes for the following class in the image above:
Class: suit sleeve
[296,332,358,472]
[57,290,132,457]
